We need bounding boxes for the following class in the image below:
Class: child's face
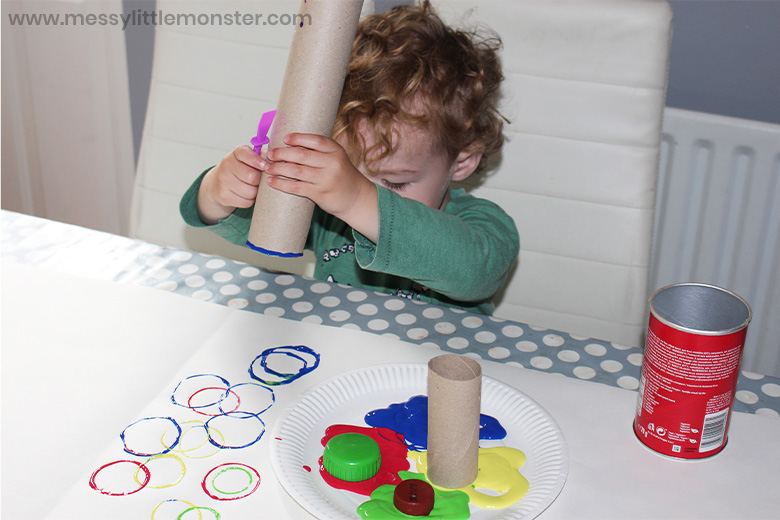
[342,121,457,211]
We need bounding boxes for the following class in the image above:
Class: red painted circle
[89,460,150,496]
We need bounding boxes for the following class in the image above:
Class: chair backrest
[131,0,672,346]
[437,0,672,346]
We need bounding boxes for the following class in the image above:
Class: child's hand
[264,133,379,241]
[197,145,266,225]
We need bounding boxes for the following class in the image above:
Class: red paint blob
[303,465,312,472]
[319,425,409,496]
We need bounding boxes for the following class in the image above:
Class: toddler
[180,1,519,314]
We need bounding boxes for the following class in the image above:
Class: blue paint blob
[364,395,507,451]
[365,396,428,450]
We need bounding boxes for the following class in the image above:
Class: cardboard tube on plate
[427,354,482,488]
[246,0,364,257]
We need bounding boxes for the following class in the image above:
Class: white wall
[1,0,135,235]
[5,0,778,234]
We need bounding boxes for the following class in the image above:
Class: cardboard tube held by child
[246,0,364,257]
[427,354,482,489]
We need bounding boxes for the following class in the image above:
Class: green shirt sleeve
[353,186,519,303]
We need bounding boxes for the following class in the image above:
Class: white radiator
[651,107,780,377]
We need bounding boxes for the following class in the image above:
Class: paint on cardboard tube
[245,240,303,258]
[247,0,364,257]
[426,354,481,489]
[634,283,751,459]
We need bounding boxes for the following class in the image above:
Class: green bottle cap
[322,433,381,482]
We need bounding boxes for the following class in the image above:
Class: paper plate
[269,363,568,520]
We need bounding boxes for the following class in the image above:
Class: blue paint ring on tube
[246,240,303,258]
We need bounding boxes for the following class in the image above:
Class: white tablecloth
[3,260,779,520]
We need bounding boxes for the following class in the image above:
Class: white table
[3,255,779,519]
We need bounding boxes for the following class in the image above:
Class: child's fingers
[283,132,338,152]
[231,162,263,188]
[209,175,256,210]
[266,145,326,169]
[232,188,258,208]
[224,188,257,209]
[234,144,267,170]
[216,168,259,208]
[263,160,314,183]
[265,174,309,199]
[265,133,347,168]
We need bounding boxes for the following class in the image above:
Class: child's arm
[356,187,519,302]
[262,133,518,303]
[196,144,266,225]
[262,133,380,242]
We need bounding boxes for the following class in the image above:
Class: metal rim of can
[649,282,752,336]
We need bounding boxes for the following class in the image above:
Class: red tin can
[634,283,751,459]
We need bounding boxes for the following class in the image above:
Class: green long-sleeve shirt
[180,170,519,314]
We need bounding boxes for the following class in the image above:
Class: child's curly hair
[333,1,504,175]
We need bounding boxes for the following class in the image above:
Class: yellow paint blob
[409,447,529,509]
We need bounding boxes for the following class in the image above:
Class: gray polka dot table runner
[3,211,778,416]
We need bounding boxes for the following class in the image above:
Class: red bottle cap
[393,479,435,516]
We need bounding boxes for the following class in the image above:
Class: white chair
[435,0,672,347]
[131,0,672,347]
